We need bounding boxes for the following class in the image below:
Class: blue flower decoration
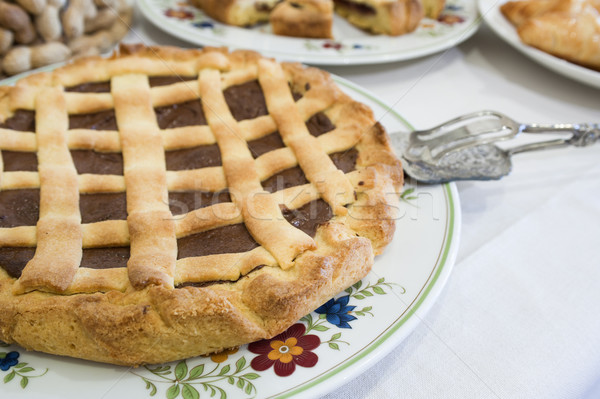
[0,351,19,371]
[193,21,215,29]
[315,296,357,328]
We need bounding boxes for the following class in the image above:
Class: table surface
[124,7,600,399]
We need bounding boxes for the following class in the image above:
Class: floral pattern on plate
[128,275,404,398]
[0,343,48,390]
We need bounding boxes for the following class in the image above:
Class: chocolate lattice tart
[0,45,403,366]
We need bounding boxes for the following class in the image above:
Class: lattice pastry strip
[258,59,355,215]
[199,68,315,270]
[175,247,277,285]
[0,171,38,189]
[112,74,177,289]
[14,87,82,294]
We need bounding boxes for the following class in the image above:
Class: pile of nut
[0,0,132,77]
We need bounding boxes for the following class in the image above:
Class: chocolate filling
[306,112,336,137]
[333,0,377,15]
[80,193,127,224]
[0,77,358,282]
[330,148,359,174]
[148,76,196,87]
[165,144,222,170]
[247,132,285,158]
[0,189,39,227]
[0,247,131,279]
[71,150,123,175]
[0,247,35,278]
[69,110,118,131]
[177,224,259,259]
[224,80,268,121]
[169,190,231,216]
[65,76,197,93]
[155,100,206,129]
[66,81,111,93]
[80,247,130,269]
[0,110,36,132]
[282,199,332,237]
[262,166,308,193]
[262,149,358,193]
[2,150,38,172]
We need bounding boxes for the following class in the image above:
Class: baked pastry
[501,0,600,25]
[0,45,403,366]
[270,0,334,38]
[189,0,282,26]
[189,0,434,37]
[500,0,564,26]
[501,0,600,70]
[330,0,424,36]
[421,0,447,18]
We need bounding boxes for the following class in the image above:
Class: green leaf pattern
[130,277,404,398]
[345,277,405,298]
[132,357,259,399]
[1,358,48,389]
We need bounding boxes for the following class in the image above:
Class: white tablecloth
[125,8,600,398]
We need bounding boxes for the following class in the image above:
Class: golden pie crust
[0,45,403,366]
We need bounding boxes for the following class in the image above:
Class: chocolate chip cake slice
[333,0,424,35]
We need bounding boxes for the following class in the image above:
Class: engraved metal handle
[509,123,600,154]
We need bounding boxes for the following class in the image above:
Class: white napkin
[323,148,600,399]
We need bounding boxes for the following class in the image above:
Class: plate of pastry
[0,46,460,398]
[479,0,600,89]
[137,0,481,65]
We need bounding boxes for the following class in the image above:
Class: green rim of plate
[275,78,458,398]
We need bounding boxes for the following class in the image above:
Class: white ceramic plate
[0,77,461,399]
[137,0,480,65]
[479,0,600,89]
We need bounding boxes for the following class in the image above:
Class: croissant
[501,0,564,26]
[501,0,600,71]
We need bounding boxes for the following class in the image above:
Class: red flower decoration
[248,323,320,377]
[164,9,194,19]
[438,14,465,25]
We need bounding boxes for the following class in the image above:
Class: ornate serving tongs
[389,110,599,183]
